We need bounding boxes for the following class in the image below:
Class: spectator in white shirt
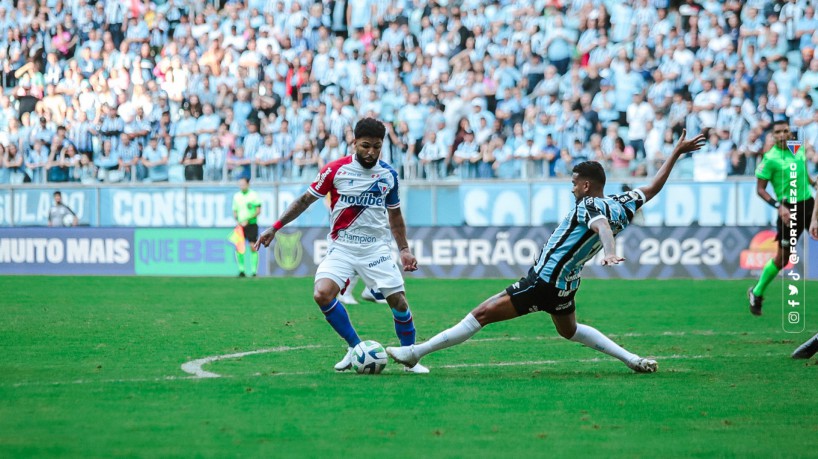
[626,93,655,159]
[418,132,446,180]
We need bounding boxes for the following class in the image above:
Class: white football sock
[414,314,482,358]
[570,324,638,364]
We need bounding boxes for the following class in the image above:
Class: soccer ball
[351,340,388,374]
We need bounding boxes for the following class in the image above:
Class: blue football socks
[319,299,361,347]
[391,307,416,346]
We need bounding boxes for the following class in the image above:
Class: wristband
[399,246,409,251]
[766,199,780,209]
[273,220,284,230]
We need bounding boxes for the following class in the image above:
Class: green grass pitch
[1,276,817,457]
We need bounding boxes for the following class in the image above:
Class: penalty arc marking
[179,330,768,379]
[181,345,321,378]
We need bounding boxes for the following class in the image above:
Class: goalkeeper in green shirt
[233,177,262,277]
[748,120,817,315]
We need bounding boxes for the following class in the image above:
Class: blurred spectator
[3,143,25,184]
[142,136,170,182]
[48,191,78,227]
[610,137,635,179]
[181,135,204,181]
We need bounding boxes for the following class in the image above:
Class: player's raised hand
[673,129,707,156]
[399,248,418,272]
[601,255,625,266]
[810,219,818,240]
[253,227,277,251]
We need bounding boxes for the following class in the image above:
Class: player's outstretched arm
[590,218,624,266]
[639,129,706,202]
[254,191,319,250]
[387,207,418,272]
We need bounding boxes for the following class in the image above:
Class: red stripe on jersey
[331,205,367,240]
[310,156,353,197]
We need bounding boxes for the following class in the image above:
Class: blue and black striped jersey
[533,189,646,290]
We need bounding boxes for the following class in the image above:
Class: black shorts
[775,197,815,246]
[505,268,577,316]
[244,223,259,243]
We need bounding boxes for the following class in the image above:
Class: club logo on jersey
[786,140,801,157]
[584,197,595,207]
[274,231,303,271]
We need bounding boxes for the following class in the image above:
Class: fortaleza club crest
[786,140,802,157]
[274,231,303,271]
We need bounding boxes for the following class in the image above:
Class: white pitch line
[180,345,321,378]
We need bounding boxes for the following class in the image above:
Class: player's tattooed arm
[590,218,624,266]
[254,192,318,249]
[388,207,418,271]
[277,192,319,227]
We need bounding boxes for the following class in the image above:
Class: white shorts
[315,245,404,297]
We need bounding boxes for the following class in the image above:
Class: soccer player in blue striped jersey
[387,130,705,373]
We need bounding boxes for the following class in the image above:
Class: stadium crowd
[0,0,817,185]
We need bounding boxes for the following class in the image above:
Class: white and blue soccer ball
[352,340,388,374]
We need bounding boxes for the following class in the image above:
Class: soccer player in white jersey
[255,118,428,373]
[387,130,706,373]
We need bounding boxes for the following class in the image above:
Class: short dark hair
[572,161,606,187]
[773,119,790,128]
[53,191,61,197]
[354,117,386,140]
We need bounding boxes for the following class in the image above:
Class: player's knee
[313,287,335,306]
[386,293,408,311]
[470,303,493,326]
[773,250,786,268]
[556,324,576,339]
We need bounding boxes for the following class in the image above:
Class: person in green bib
[748,120,817,315]
[232,177,262,277]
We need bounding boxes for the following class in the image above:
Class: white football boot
[403,362,430,374]
[334,347,354,371]
[386,345,420,368]
[627,357,658,373]
[337,291,358,305]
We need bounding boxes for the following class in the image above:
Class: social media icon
[788,312,800,324]
[788,271,801,281]
[788,285,799,296]
[789,299,800,307]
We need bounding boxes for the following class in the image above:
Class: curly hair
[354,117,386,140]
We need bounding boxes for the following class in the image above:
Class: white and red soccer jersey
[308,155,400,251]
